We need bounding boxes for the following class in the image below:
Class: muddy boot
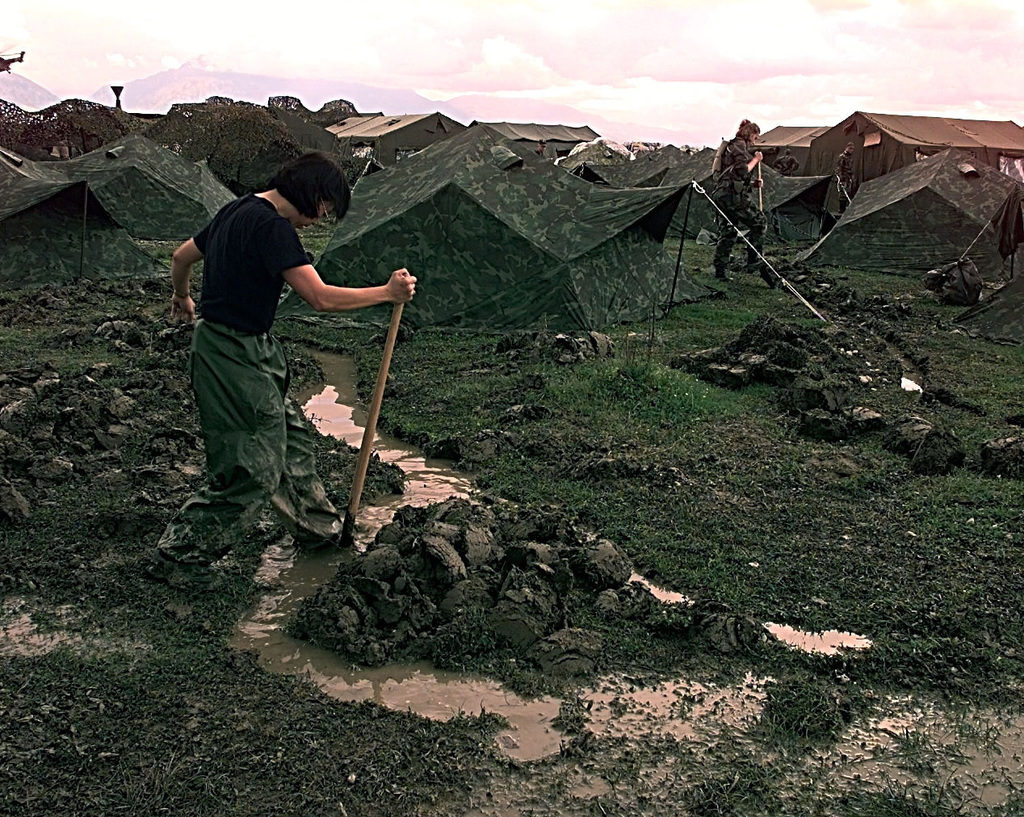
[759,267,777,289]
[712,266,731,281]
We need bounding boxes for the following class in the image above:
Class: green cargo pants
[712,186,766,275]
[156,319,342,566]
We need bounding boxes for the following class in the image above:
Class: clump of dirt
[290,497,768,681]
[883,415,967,475]
[669,315,863,392]
[495,330,616,364]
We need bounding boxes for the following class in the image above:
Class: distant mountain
[440,93,686,146]
[87,64,689,146]
[0,72,60,110]
[5,62,687,148]
[88,63,454,119]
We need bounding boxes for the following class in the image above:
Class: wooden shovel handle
[346,302,404,518]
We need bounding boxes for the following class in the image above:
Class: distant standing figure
[835,142,856,210]
[536,140,548,157]
[774,148,799,176]
[710,119,772,287]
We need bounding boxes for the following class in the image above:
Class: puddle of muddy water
[0,596,148,658]
[235,350,1008,773]
[632,573,873,656]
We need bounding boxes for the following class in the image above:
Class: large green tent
[281,125,708,331]
[0,174,162,287]
[64,134,235,240]
[799,149,1024,278]
[1,134,235,241]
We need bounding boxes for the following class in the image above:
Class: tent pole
[667,184,694,312]
[79,182,89,281]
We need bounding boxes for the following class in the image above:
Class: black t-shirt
[193,195,309,334]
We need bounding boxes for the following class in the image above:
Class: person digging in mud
[710,119,773,288]
[145,151,417,588]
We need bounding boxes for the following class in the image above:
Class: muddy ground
[2,240,1024,816]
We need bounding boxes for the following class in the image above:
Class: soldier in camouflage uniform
[711,119,772,286]
[774,148,799,176]
[146,152,416,589]
[835,143,856,211]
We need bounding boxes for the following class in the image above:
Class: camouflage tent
[471,122,600,158]
[280,125,709,331]
[0,175,162,287]
[0,135,235,240]
[268,96,357,141]
[572,145,692,188]
[799,149,1024,278]
[60,134,235,240]
[954,188,1024,343]
[143,100,316,195]
[0,145,62,182]
[759,170,835,242]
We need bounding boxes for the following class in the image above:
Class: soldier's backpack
[711,139,728,177]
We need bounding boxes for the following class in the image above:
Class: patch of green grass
[758,675,858,747]
[837,779,975,817]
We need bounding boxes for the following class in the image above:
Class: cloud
[106,53,136,69]
[9,0,1024,146]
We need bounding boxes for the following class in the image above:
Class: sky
[3,0,1023,146]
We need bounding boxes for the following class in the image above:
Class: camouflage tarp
[3,99,147,159]
[0,99,33,153]
[279,125,710,331]
[799,149,1024,278]
[957,273,1024,344]
[143,100,317,195]
[267,95,358,131]
[558,138,634,172]
[991,186,1024,260]
[0,176,162,287]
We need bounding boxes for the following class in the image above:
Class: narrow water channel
[231,350,871,760]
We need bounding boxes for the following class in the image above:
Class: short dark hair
[268,151,351,219]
